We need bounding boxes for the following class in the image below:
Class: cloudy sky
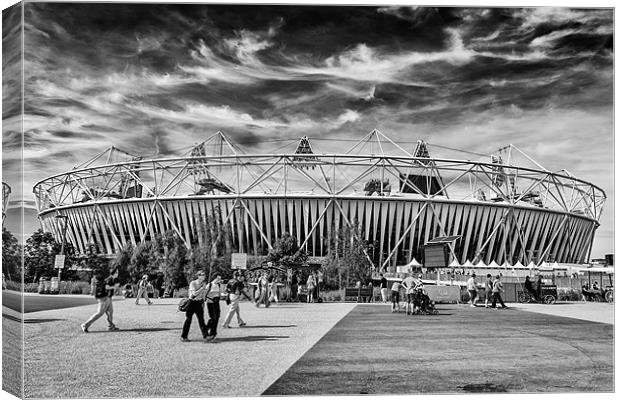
[1,4,614,257]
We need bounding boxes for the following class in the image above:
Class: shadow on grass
[215,335,289,342]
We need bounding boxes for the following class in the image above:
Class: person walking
[269,275,279,304]
[135,275,152,305]
[484,274,493,308]
[380,274,388,303]
[491,274,508,309]
[306,272,316,303]
[391,279,401,313]
[255,271,270,307]
[524,276,538,302]
[467,273,478,307]
[401,272,416,315]
[205,274,224,342]
[223,272,253,328]
[180,271,209,342]
[81,268,119,332]
[290,271,299,302]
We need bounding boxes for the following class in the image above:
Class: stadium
[33,130,606,272]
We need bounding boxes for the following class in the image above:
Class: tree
[128,241,157,283]
[82,243,110,278]
[159,231,188,290]
[2,228,21,282]
[266,232,308,269]
[23,229,75,283]
[191,209,234,281]
[111,243,133,284]
[322,225,371,288]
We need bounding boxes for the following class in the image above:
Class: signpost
[54,254,66,269]
[231,253,247,269]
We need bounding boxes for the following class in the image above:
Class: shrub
[558,288,581,301]
[24,283,38,293]
[4,280,22,291]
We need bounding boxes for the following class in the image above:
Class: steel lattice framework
[33,130,606,270]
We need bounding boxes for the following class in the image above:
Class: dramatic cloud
[1,4,613,256]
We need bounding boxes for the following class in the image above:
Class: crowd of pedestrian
[80,266,325,342]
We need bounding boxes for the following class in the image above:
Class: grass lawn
[264,304,614,395]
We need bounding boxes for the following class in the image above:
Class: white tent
[474,260,487,268]
[407,258,422,267]
[512,261,526,269]
[487,260,500,269]
[462,260,474,268]
[449,259,461,268]
[539,262,553,271]
[526,261,536,269]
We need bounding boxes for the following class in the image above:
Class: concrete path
[21,298,356,398]
[509,301,614,325]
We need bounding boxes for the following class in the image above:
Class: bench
[344,287,374,302]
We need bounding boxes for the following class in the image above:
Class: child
[391,279,402,313]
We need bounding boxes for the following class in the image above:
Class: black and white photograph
[1,1,615,398]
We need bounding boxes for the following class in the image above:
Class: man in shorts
[390,279,401,312]
[467,273,478,307]
[401,272,417,315]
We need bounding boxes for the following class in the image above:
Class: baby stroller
[413,288,439,315]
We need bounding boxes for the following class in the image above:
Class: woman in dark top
[524,276,538,302]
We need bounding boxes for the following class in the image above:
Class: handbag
[225,294,231,305]
[177,298,191,312]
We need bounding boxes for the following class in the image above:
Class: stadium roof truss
[33,130,606,269]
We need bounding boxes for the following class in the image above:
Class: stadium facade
[33,130,606,271]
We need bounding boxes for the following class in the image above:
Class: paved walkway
[509,301,614,324]
[21,298,356,398]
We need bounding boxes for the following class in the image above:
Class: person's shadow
[88,327,181,333]
[237,324,296,329]
[214,335,289,342]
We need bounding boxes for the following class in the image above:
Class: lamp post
[55,214,69,280]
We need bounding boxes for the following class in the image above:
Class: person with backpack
[180,270,210,342]
[223,272,252,328]
[81,268,119,333]
[135,274,152,305]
